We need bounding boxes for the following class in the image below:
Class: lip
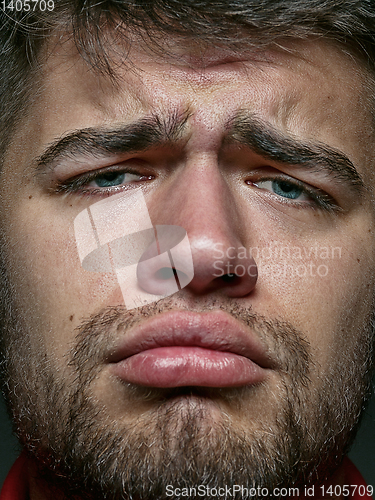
[109,310,274,388]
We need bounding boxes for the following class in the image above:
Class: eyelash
[55,166,339,213]
[54,167,154,197]
[246,176,339,213]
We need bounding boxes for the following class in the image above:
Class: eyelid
[253,179,310,202]
[246,172,340,212]
[53,164,155,195]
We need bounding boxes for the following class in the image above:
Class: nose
[146,157,258,298]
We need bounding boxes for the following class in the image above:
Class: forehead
[9,36,375,183]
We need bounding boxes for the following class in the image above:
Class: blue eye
[247,175,338,212]
[271,180,303,199]
[54,167,155,197]
[93,172,126,188]
[252,178,309,202]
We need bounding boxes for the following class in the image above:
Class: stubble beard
[1,296,374,500]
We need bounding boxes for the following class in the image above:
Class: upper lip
[108,310,276,369]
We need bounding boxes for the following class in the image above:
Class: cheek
[2,200,122,359]
[247,216,375,372]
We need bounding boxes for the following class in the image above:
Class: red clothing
[0,454,372,500]
[0,454,28,500]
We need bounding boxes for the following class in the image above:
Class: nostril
[155,267,176,280]
[153,267,189,291]
[221,273,238,283]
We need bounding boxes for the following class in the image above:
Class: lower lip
[111,347,266,388]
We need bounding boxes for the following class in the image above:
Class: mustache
[69,297,311,388]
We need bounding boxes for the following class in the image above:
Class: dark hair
[0,0,375,160]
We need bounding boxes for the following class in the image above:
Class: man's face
[1,36,375,498]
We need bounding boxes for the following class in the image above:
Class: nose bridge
[161,153,239,245]
[149,154,258,297]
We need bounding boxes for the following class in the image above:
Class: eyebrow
[35,109,191,172]
[35,107,365,195]
[226,111,364,192]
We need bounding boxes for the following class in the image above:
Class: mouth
[108,310,275,388]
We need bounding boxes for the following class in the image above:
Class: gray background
[1,390,374,488]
